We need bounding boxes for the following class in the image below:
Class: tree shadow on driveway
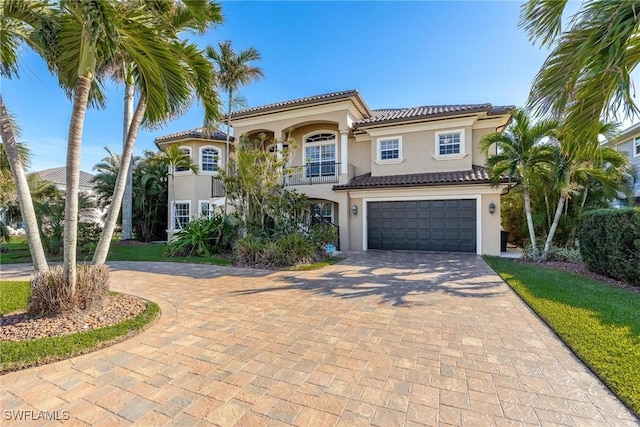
[231,251,507,307]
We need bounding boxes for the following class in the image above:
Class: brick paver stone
[1,252,638,426]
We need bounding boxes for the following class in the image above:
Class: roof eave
[332,179,510,191]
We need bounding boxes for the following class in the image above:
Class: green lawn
[485,256,640,415]
[0,281,160,373]
[0,240,232,266]
[0,281,30,315]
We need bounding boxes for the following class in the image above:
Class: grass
[484,256,640,415]
[0,281,30,315]
[0,240,232,266]
[0,280,160,373]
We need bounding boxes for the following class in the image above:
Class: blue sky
[4,1,581,174]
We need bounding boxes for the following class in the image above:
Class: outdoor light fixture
[489,201,496,215]
[352,205,358,215]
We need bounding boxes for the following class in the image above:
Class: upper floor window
[200,146,220,173]
[175,147,191,173]
[304,132,336,177]
[635,137,640,157]
[435,129,466,159]
[376,136,403,163]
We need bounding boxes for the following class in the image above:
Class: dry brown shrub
[28,264,110,316]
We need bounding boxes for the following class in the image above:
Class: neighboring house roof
[36,167,95,188]
[154,128,233,145]
[333,165,509,190]
[229,89,372,119]
[355,104,514,128]
[615,122,640,144]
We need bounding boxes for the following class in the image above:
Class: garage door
[367,199,476,253]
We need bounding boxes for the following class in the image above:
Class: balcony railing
[211,177,225,197]
[285,162,340,186]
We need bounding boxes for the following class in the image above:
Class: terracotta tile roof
[355,104,514,127]
[230,90,368,118]
[333,165,509,190]
[35,167,95,188]
[155,128,232,144]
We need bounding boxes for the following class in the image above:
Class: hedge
[578,208,640,285]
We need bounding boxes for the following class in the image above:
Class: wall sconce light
[352,205,358,215]
[488,201,496,215]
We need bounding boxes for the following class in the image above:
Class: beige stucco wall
[350,140,372,176]
[481,193,502,256]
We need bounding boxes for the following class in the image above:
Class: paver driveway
[1,252,637,426]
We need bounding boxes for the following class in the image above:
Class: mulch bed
[518,259,640,295]
[0,294,147,342]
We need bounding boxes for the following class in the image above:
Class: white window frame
[376,136,404,164]
[174,146,193,175]
[310,202,333,224]
[199,146,221,175]
[303,131,337,177]
[634,137,640,157]
[434,129,467,160]
[172,200,191,230]
[198,200,213,219]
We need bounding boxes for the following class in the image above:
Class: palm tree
[133,150,168,242]
[0,0,54,272]
[206,41,264,171]
[90,2,221,265]
[91,147,123,210]
[157,145,198,230]
[480,109,559,258]
[540,123,629,259]
[117,0,223,241]
[520,1,640,140]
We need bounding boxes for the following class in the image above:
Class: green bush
[233,232,323,269]
[578,208,640,285]
[167,214,238,257]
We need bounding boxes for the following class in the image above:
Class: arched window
[200,146,220,173]
[304,132,336,177]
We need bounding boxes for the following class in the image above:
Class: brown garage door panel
[367,199,477,253]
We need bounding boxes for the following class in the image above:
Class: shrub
[578,208,640,285]
[28,264,110,316]
[167,214,238,257]
[233,232,323,269]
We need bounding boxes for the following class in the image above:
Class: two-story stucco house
[155,90,514,255]
[603,122,640,204]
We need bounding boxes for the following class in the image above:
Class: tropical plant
[91,147,124,210]
[0,0,53,272]
[480,109,559,258]
[167,213,237,257]
[206,40,264,174]
[91,1,221,265]
[540,122,630,259]
[132,150,168,242]
[520,1,640,140]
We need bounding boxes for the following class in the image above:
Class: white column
[276,140,283,160]
[340,130,349,175]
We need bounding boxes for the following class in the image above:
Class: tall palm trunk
[121,80,135,240]
[63,75,92,293]
[542,192,567,259]
[0,95,48,272]
[223,90,233,216]
[523,184,539,258]
[93,95,146,264]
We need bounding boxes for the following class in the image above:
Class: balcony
[285,162,340,186]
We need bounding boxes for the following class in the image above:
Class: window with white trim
[200,147,220,173]
[175,147,192,173]
[199,200,213,218]
[310,202,333,224]
[376,136,403,162]
[435,129,466,158]
[304,133,336,177]
[635,137,640,157]
[173,201,191,229]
